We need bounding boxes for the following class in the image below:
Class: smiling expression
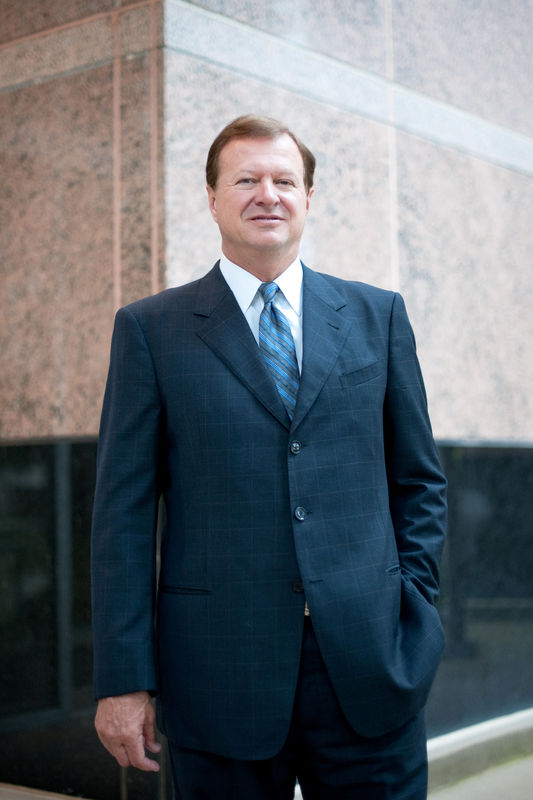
[207,134,313,276]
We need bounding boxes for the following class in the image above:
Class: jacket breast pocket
[339,360,383,388]
[159,584,212,596]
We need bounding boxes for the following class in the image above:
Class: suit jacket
[91,263,446,759]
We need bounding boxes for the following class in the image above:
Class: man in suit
[92,114,447,798]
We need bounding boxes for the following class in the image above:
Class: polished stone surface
[188,0,389,77]
[120,2,154,57]
[392,0,533,138]
[120,52,158,306]
[0,0,114,45]
[396,132,533,441]
[0,66,115,440]
[0,16,113,90]
[426,447,533,735]
[0,4,158,92]
[0,0,154,46]
[0,442,167,799]
[0,4,162,439]
[164,1,533,179]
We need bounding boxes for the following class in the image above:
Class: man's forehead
[218,134,304,170]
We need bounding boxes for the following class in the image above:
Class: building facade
[1,1,532,796]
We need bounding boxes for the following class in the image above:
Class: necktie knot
[259,282,279,306]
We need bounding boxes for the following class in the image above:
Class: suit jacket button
[290,440,302,454]
[292,579,304,593]
[294,506,307,521]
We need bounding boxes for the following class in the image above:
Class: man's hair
[206,114,316,192]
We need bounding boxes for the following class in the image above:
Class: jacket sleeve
[383,292,447,605]
[91,306,164,699]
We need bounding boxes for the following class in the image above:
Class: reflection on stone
[426,446,533,736]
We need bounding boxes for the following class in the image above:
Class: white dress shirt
[219,255,303,372]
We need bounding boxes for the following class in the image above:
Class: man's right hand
[95,690,161,772]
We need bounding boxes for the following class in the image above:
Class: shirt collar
[219,254,303,316]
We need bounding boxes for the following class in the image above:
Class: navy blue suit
[91,263,446,762]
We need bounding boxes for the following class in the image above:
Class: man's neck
[221,248,297,283]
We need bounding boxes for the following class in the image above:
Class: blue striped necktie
[258,282,300,419]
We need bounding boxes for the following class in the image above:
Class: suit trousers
[168,617,428,800]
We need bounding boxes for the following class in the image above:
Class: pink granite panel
[120,53,154,305]
[393,0,533,138]
[119,4,165,304]
[397,133,533,441]
[0,18,114,92]
[0,0,114,44]
[0,66,115,441]
[121,4,154,57]
[1,5,158,95]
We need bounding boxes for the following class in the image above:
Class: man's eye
[238,178,255,184]
[277,179,293,186]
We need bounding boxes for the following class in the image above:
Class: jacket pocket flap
[340,360,383,388]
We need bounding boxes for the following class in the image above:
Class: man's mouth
[248,215,284,221]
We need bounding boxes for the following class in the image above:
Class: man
[92,114,446,798]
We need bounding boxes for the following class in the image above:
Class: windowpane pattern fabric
[258,282,300,419]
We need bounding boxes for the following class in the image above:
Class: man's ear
[206,185,217,221]
[306,186,314,213]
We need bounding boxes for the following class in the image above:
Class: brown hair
[206,114,315,192]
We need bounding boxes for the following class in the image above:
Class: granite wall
[1,1,533,797]
[0,0,164,441]
[162,0,533,444]
[1,0,532,443]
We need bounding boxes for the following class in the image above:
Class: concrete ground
[2,755,533,799]
[0,787,74,800]
[428,754,533,800]
[291,755,533,800]
[293,757,533,800]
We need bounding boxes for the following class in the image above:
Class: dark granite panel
[0,444,57,715]
[0,65,115,440]
[0,440,171,799]
[426,446,533,736]
[0,0,115,45]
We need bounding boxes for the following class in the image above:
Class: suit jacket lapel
[194,264,290,429]
[291,266,352,431]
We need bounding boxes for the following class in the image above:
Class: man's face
[207,134,313,272]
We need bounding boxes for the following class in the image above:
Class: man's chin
[246,232,290,250]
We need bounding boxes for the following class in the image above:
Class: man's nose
[255,178,278,205]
